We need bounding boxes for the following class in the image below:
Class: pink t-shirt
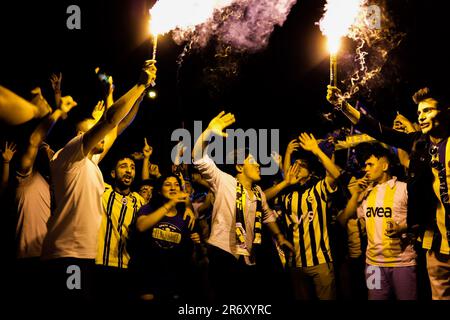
[15,171,51,258]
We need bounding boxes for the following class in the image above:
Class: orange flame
[319,0,366,54]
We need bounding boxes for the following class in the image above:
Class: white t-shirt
[41,135,104,260]
[15,171,51,258]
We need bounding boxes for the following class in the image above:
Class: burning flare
[148,0,233,36]
[319,0,366,54]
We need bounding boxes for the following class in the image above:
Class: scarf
[235,181,262,256]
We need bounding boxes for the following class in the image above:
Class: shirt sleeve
[50,135,86,171]
[136,203,154,218]
[316,178,337,202]
[192,153,226,193]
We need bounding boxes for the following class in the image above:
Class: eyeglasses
[429,145,449,204]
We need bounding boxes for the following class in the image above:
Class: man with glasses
[327,85,450,300]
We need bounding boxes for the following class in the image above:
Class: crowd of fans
[1,59,449,303]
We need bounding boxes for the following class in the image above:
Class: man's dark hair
[138,179,155,189]
[225,148,251,176]
[112,154,135,168]
[363,143,396,172]
[412,86,449,110]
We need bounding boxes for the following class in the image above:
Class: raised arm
[0,86,52,125]
[283,139,300,174]
[136,192,189,232]
[192,111,236,162]
[1,141,17,194]
[264,162,301,201]
[298,133,341,188]
[83,61,156,157]
[326,85,361,125]
[142,138,152,180]
[49,72,62,109]
[327,85,414,151]
[19,96,77,175]
[337,177,369,226]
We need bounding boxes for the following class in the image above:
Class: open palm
[207,111,236,137]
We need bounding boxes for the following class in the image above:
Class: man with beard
[41,61,156,302]
[95,155,145,302]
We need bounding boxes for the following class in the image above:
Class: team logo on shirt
[152,222,182,249]
[366,206,392,218]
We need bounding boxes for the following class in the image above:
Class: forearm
[341,101,361,125]
[117,94,143,135]
[142,157,150,180]
[266,221,285,241]
[1,162,10,192]
[105,84,145,127]
[136,202,174,232]
[193,130,213,162]
[264,180,288,201]
[84,85,145,154]
[338,193,359,226]
[105,91,114,109]
[20,110,64,174]
[313,148,340,181]
[54,90,61,109]
[0,86,42,125]
[30,109,63,146]
[283,151,292,174]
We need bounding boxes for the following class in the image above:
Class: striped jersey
[96,183,145,268]
[283,178,336,267]
[356,177,416,267]
[422,138,450,255]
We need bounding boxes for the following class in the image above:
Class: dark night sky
[0,0,449,172]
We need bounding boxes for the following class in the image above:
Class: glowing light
[148,0,233,36]
[319,0,366,54]
[148,90,157,99]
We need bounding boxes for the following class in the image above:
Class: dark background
[0,0,448,172]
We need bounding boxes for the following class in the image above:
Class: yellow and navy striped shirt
[283,179,336,267]
[96,183,144,268]
[422,138,450,255]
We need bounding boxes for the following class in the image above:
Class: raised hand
[139,60,157,88]
[59,96,77,115]
[49,72,62,92]
[143,138,153,159]
[183,207,196,230]
[107,75,115,96]
[130,152,144,161]
[347,176,370,196]
[298,133,320,154]
[91,100,105,121]
[1,141,17,163]
[206,111,236,137]
[326,85,345,107]
[393,114,416,133]
[149,163,161,178]
[286,139,300,155]
[285,162,301,186]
